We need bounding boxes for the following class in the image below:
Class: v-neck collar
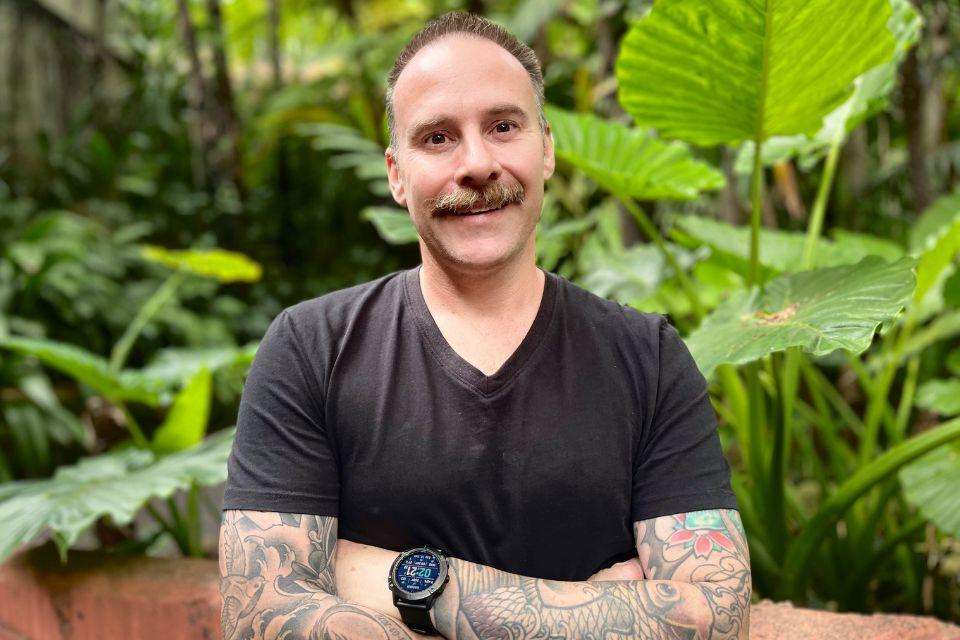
[403,264,558,397]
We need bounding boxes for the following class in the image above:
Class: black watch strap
[395,598,438,635]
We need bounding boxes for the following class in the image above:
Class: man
[220,11,750,640]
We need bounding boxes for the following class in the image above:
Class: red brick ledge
[1,546,958,639]
[749,600,960,640]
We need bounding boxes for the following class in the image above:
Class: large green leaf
[686,255,916,378]
[151,368,212,454]
[672,214,904,274]
[616,0,897,146]
[899,444,960,538]
[545,105,724,200]
[140,246,262,283]
[0,428,235,564]
[734,0,922,170]
[362,207,420,245]
[0,335,163,406]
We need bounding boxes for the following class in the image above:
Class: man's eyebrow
[406,104,530,144]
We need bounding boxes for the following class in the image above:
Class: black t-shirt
[222,264,737,581]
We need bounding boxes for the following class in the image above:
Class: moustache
[425,181,524,216]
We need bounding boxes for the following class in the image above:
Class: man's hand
[586,557,645,582]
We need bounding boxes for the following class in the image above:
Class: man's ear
[542,123,555,181]
[385,147,407,207]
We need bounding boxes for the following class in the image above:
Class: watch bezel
[388,546,449,602]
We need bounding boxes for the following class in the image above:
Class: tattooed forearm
[636,509,751,638]
[219,510,429,640]
[431,509,751,640]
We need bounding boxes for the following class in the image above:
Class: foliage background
[1,0,959,625]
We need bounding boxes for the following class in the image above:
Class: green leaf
[139,246,262,283]
[535,196,594,271]
[151,368,212,454]
[899,444,960,538]
[0,428,235,564]
[830,230,905,264]
[295,122,390,197]
[0,335,163,406]
[578,244,670,305]
[133,343,258,388]
[672,215,905,274]
[362,207,419,245]
[498,0,566,43]
[913,218,960,304]
[942,270,960,310]
[734,0,922,170]
[616,0,897,146]
[910,189,960,253]
[545,105,724,200]
[783,417,960,599]
[915,379,960,416]
[947,348,960,377]
[686,255,916,378]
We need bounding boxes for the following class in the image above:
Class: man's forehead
[392,35,536,129]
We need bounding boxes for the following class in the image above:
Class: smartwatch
[387,546,450,635]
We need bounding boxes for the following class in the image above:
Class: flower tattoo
[666,511,736,558]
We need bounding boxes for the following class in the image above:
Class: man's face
[385,35,555,273]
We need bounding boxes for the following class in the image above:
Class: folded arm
[337,508,751,639]
[219,509,432,640]
[434,508,750,639]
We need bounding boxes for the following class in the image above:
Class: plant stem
[109,270,185,373]
[893,356,920,442]
[842,514,925,605]
[117,401,150,449]
[772,132,843,564]
[748,132,765,288]
[782,414,960,601]
[146,502,173,532]
[770,347,800,560]
[619,197,705,320]
[187,483,202,557]
[166,495,192,556]
[801,132,844,269]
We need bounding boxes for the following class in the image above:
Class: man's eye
[427,133,448,145]
[495,122,517,133]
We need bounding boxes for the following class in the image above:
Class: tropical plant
[0,246,261,563]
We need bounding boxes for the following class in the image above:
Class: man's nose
[454,130,502,187]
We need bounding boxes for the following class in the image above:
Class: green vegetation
[1,0,959,623]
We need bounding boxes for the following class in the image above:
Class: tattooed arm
[334,508,751,639]
[218,509,433,640]
[429,508,750,639]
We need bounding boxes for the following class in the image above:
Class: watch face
[393,550,442,595]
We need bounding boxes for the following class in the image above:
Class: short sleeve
[631,315,738,522]
[222,308,340,516]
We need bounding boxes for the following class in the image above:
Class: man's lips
[437,202,513,217]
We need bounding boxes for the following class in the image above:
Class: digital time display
[394,551,441,593]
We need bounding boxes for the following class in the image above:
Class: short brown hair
[385,11,547,151]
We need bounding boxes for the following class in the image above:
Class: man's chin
[430,243,524,273]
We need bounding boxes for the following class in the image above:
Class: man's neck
[418,253,544,324]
